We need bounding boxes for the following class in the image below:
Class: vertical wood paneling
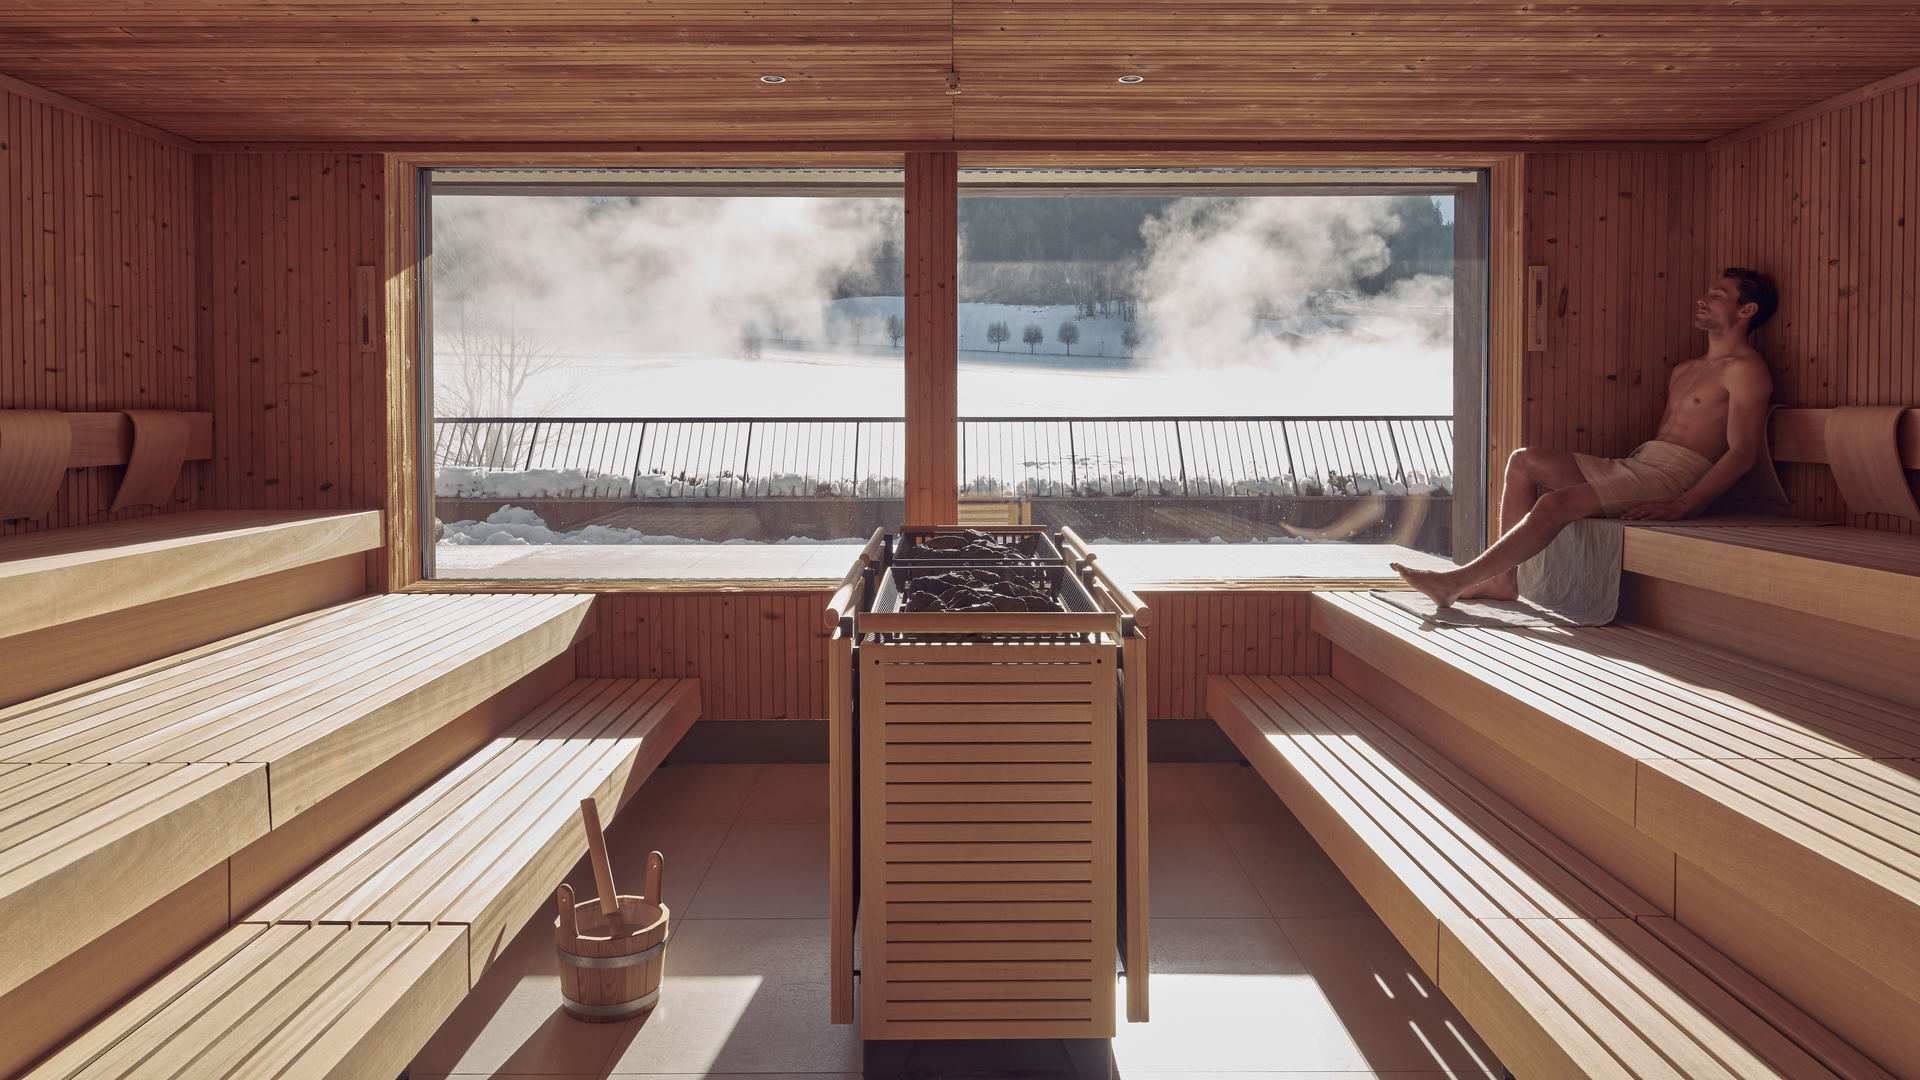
[575,591,835,720]
[1709,81,1919,533]
[1138,590,1329,719]
[202,152,385,515]
[1522,149,1709,462]
[574,587,1327,721]
[1,86,196,535]
[904,151,957,523]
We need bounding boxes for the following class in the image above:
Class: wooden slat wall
[1708,80,1920,534]
[574,592,835,721]
[1522,149,1709,461]
[572,589,1327,721]
[1139,591,1329,720]
[201,152,386,514]
[1,85,197,535]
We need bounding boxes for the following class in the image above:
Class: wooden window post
[904,152,958,524]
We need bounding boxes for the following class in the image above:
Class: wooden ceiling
[2,2,1919,144]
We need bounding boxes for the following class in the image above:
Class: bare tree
[1121,325,1141,357]
[1022,323,1044,353]
[885,313,905,348]
[1056,321,1080,355]
[438,304,568,418]
[986,321,1010,351]
[437,304,571,466]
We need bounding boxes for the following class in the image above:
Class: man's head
[1695,267,1779,336]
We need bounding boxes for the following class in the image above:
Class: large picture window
[422,170,907,580]
[418,166,1487,582]
[953,169,1485,559]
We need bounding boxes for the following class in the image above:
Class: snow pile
[438,506,861,547]
[438,466,634,500]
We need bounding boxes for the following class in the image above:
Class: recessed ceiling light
[1117,74,1145,85]
[760,74,788,85]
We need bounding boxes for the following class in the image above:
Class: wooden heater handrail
[1059,525,1152,629]
[822,527,886,629]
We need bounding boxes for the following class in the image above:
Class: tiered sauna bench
[826,527,1151,1057]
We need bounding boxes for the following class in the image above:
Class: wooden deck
[434,540,1452,589]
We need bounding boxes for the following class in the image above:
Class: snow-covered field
[440,299,1452,420]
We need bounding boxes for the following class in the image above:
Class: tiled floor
[411,762,1502,1079]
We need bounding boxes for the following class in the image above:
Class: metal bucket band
[557,939,665,970]
[560,987,660,1020]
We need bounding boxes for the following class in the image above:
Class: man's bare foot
[1391,562,1466,608]
[1457,571,1519,602]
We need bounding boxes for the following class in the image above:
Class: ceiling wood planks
[2,3,1919,143]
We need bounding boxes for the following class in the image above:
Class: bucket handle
[643,850,665,903]
[555,882,579,941]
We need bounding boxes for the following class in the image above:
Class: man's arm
[1623,358,1772,521]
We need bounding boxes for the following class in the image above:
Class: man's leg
[1456,447,1589,600]
[1393,482,1603,608]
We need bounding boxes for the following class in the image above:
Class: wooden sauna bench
[0,510,382,706]
[1623,522,1920,641]
[1620,521,1920,707]
[1314,590,1920,1076]
[26,677,699,1080]
[1208,674,1889,1080]
[0,510,381,638]
[0,592,594,1032]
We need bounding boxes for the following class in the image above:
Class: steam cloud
[431,191,1453,417]
[1134,196,1453,373]
[433,195,901,402]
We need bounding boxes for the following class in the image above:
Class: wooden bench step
[26,922,466,1080]
[1314,591,1920,1076]
[1621,523,1920,708]
[0,511,383,707]
[1208,673,1888,1080]
[0,511,382,641]
[0,593,593,1013]
[25,677,699,1079]
[252,677,699,980]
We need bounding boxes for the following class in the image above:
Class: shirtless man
[1393,267,1779,608]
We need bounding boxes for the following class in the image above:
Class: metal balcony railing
[432,415,1454,500]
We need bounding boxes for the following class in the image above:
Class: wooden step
[1312,591,1920,1076]
[0,593,593,1015]
[25,922,466,1080]
[1208,673,1888,1080]
[0,510,381,640]
[252,677,699,980]
[25,677,698,1079]
[1621,522,1920,708]
[0,511,383,707]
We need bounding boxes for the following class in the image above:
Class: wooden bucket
[554,854,669,1022]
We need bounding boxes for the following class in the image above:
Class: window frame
[393,156,1505,591]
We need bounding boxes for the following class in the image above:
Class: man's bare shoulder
[1719,350,1771,392]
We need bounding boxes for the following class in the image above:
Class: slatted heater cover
[858,641,1118,1040]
